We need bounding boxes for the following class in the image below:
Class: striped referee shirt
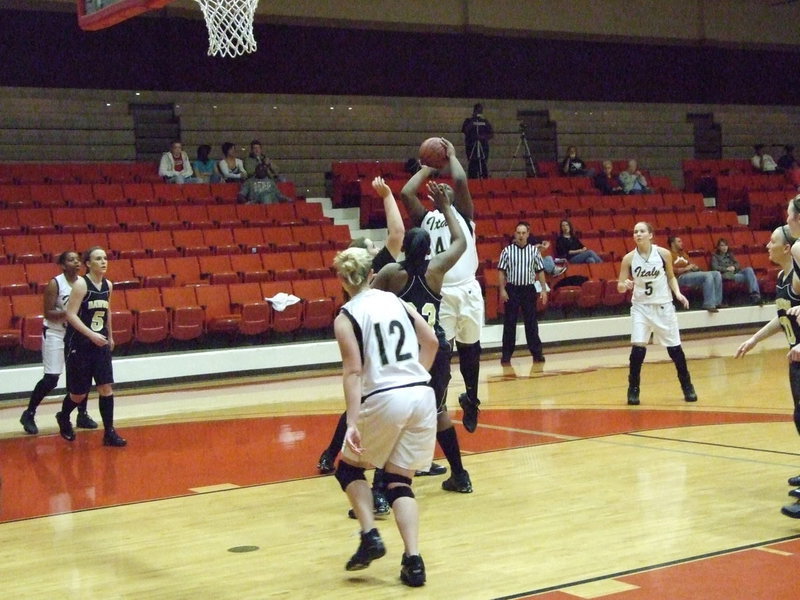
[497,242,544,285]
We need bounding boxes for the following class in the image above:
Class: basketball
[419,137,448,169]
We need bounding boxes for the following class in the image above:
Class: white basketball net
[193,0,259,58]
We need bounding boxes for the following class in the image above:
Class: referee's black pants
[501,284,542,360]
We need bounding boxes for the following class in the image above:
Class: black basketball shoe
[76,412,99,429]
[442,470,473,493]
[102,428,127,447]
[55,411,75,442]
[400,553,426,587]
[627,386,640,406]
[458,393,481,433]
[345,528,386,571]
[316,451,335,475]
[415,462,447,477]
[20,410,38,435]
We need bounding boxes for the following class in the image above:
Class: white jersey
[630,244,673,305]
[43,273,72,331]
[340,288,430,399]
[421,208,479,287]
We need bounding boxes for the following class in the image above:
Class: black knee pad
[334,461,366,492]
[384,472,414,505]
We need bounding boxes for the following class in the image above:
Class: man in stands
[594,160,624,195]
[237,164,292,204]
[619,159,650,194]
[244,139,282,181]
[159,141,198,184]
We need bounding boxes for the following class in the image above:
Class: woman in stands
[617,222,696,406]
[331,246,437,587]
[20,251,98,435]
[711,237,762,305]
[193,144,221,184]
[57,247,126,447]
[218,142,247,182]
[555,219,603,264]
[561,146,590,176]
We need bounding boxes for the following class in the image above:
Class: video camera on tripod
[507,122,537,177]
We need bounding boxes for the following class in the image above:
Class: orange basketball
[419,137,448,169]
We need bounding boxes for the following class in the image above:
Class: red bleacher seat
[198,255,239,285]
[228,282,270,335]
[10,294,43,351]
[124,287,169,343]
[0,296,21,348]
[195,284,241,334]
[161,286,204,341]
[260,281,302,333]
[132,257,173,288]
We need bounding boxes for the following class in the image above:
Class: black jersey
[775,269,800,348]
[372,245,395,273]
[398,261,448,348]
[65,275,111,351]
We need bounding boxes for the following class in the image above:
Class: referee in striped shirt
[498,221,549,365]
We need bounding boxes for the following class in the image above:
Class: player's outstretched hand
[441,138,455,157]
[371,176,391,199]
[427,181,451,210]
[623,279,635,290]
[676,292,689,309]
[735,338,756,358]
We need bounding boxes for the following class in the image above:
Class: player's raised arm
[372,176,404,259]
[441,138,473,221]
[400,164,435,227]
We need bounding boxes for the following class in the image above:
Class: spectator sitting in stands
[751,144,778,174]
[668,235,724,312]
[192,144,221,184]
[159,141,199,184]
[243,139,283,181]
[594,160,624,195]
[710,237,762,305]
[619,159,650,194]
[529,234,567,277]
[555,219,603,264]
[219,142,247,183]
[237,164,292,205]
[777,145,798,172]
[561,146,592,177]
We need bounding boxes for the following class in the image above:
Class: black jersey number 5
[644,281,653,296]
[374,320,413,366]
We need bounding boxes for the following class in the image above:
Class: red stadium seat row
[0,200,331,237]
[0,161,161,186]
[474,210,742,243]
[0,279,344,350]
[0,182,298,209]
[0,251,343,296]
[0,225,352,267]
[359,188,703,229]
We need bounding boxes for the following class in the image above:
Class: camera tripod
[507,125,537,177]
[467,121,488,178]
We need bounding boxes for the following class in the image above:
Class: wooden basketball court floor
[1,332,800,599]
